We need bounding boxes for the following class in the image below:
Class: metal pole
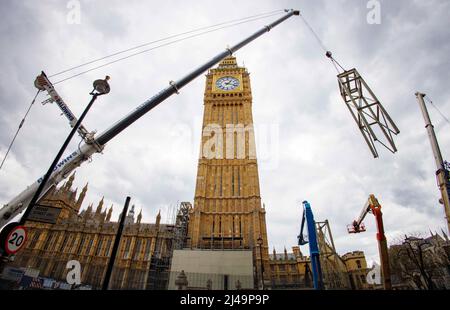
[416,92,450,234]
[324,220,336,252]
[102,196,130,290]
[259,244,265,290]
[0,252,8,276]
[18,93,100,225]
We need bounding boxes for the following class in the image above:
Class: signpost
[27,204,62,224]
[0,222,27,255]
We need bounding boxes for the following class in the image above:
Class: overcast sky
[1,0,449,264]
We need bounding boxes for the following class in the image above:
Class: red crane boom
[348,194,392,290]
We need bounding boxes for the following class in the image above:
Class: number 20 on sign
[0,222,27,255]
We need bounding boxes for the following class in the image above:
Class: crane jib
[0,9,299,228]
[96,9,299,146]
[36,151,79,184]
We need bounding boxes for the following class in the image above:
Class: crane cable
[0,89,41,171]
[51,10,285,85]
[299,12,347,74]
[424,96,450,126]
[49,9,284,78]
[0,10,285,170]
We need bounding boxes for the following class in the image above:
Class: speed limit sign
[0,222,27,255]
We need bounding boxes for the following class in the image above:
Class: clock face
[216,76,240,91]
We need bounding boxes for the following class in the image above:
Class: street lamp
[18,76,111,226]
[257,235,265,290]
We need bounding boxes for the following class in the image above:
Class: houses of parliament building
[8,57,369,290]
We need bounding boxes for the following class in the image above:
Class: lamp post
[18,76,110,226]
[257,235,265,290]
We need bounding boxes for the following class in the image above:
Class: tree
[389,233,450,290]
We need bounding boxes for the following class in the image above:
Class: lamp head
[92,76,111,95]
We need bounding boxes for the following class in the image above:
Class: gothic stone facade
[270,247,370,290]
[12,173,178,289]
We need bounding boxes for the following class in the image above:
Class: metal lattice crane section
[316,220,351,289]
[337,68,400,158]
[300,13,400,158]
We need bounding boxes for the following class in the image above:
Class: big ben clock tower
[187,56,270,283]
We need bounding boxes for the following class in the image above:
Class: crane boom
[0,9,299,228]
[349,194,391,290]
[416,92,450,234]
[298,200,324,290]
[354,197,373,229]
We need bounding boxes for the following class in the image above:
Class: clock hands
[217,76,239,90]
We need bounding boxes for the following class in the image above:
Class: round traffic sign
[0,222,27,255]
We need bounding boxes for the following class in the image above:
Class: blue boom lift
[298,200,324,290]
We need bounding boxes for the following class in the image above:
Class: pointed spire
[96,196,104,214]
[273,247,277,259]
[70,187,78,201]
[106,205,113,222]
[156,209,161,227]
[137,209,142,224]
[284,246,288,259]
[441,229,449,241]
[83,203,93,220]
[65,172,76,190]
[124,204,136,225]
[76,182,88,211]
[129,204,135,216]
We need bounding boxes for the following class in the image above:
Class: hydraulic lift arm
[0,9,299,228]
[349,194,391,289]
[298,200,324,290]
